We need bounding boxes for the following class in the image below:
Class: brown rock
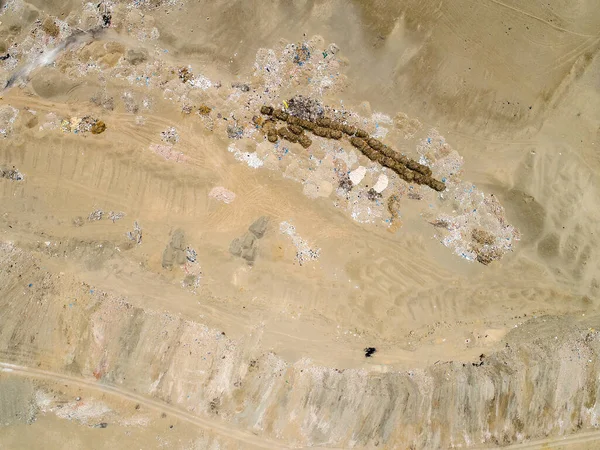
[382,156,395,167]
[416,165,433,177]
[342,124,357,135]
[429,179,446,191]
[278,127,298,143]
[298,135,312,148]
[313,127,329,138]
[380,145,395,158]
[413,173,426,184]
[260,105,274,115]
[329,129,343,139]
[273,109,289,121]
[355,129,369,139]
[406,160,420,171]
[396,154,409,165]
[288,124,303,135]
[91,121,106,134]
[368,138,383,150]
[299,119,315,131]
[316,117,331,127]
[351,137,366,148]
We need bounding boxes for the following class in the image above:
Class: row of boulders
[258,105,446,191]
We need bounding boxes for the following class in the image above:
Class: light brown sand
[1,0,600,448]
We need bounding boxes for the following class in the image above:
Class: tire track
[486,0,597,37]
[0,361,287,449]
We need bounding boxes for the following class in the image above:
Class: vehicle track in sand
[0,361,288,450]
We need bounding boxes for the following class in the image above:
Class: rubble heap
[258,105,446,192]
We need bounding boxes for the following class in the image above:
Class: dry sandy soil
[1,0,600,448]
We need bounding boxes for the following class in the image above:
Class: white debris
[228,144,263,168]
[371,112,393,125]
[149,143,186,162]
[349,166,366,185]
[189,75,213,90]
[373,174,389,193]
[209,186,236,204]
[280,221,320,265]
[0,106,19,137]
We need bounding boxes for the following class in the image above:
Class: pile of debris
[0,166,24,181]
[60,116,106,135]
[258,105,446,192]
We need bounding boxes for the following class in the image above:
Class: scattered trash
[429,185,519,264]
[178,66,194,83]
[60,116,106,135]
[88,209,104,221]
[189,74,213,90]
[293,43,311,65]
[366,188,382,201]
[108,211,125,222]
[185,247,197,263]
[226,124,244,139]
[181,104,195,115]
[232,82,250,92]
[338,174,353,192]
[364,347,377,357]
[208,186,236,204]
[228,144,263,168]
[279,221,320,266]
[126,221,142,244]
[0,166,24,181]
[148,143,186,163]
[94,422,108,429]
[286,95,324,121]
[160,127,179,144]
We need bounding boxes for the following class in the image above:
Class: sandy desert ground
[1,0,600,448]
